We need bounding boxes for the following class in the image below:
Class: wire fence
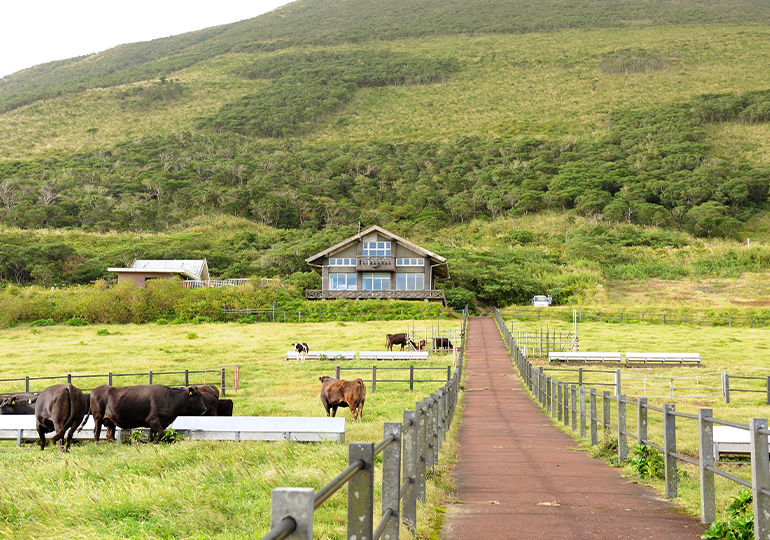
[505,306,770,328]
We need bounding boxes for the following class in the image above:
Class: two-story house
[305,226,448,305]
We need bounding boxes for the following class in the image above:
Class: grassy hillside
[1,0,770,307]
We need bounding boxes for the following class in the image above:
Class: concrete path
[440,317,706,540]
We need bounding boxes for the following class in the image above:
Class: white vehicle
[531,295,551,307]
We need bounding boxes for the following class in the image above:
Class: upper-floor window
[363,241,391,256]
[396,258,424,266]
[329,258,355,266]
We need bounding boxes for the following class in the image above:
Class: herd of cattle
[385,332,456,351]
[0,383,233,452]
[1,331,459,451]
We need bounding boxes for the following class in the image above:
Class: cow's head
[319,376,334,384]
[184,386,208,415]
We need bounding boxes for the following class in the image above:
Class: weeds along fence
[223,307,457,323]
[493,307,770,539]
[507,306,770,328]
[260,307,468,540]
[0,366,238,396]
[335,365,452,393]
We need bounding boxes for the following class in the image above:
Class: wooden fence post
[637,398,648,445]
[664,404,677,499]
[751,418,770,540]
[348,443,374,540]
[402,410,417,532]
[698,408,716,525]
[570,385,577,430]
[372,366,377,393]
[602,391,611,440]
[617,394,627,460]
[579,386,586,438]
[590,388,598,445]
[557,383,563,423]
[270,487,314,540]
[382,423,401,540]
[416,403,427,503]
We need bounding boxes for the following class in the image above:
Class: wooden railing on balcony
[356,255,395,271]
[306,289,446,304]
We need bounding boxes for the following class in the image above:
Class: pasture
[499,310,770,520]
[0,319,463,540]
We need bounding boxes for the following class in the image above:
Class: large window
[329,273,357,290]
[396,273,424,291]
[362,273,390,290]
[396,258,424,266]
[363,241,391,256]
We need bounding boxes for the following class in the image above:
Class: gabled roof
[108,259,210,281]
[306,226,448,278]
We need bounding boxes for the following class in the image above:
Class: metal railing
[335,365,452,392]
[0,366,238,396]
[493,307,770,539]
[259,306,468,540]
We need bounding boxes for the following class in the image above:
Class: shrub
[64,317,88,326]
[30,318,56,326]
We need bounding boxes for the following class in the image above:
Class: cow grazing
[0,393,38,415]
[34,384,90,452]
[319,376,366,422]
[292,342,309,363]
[198,385,220,415]
[386,333,417,351]
[418,339,426,350]
[217,399,234,416]
[433,337,454,350]
[90,384,207,443]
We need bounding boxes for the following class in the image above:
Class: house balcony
[306,289,446,305]
[356,256,395,271]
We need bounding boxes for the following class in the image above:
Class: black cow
[217,399,234,416]
[0,393,38,414]
[34,384,90,452]
[198,385,220,416]
[292,342,309,363]
[90,384,206,443]
[386,333,417,351]
[433,337,454,350]
[319,376,366,422]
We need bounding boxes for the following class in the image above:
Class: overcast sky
[0,0,296,79]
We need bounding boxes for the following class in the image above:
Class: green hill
[1,0,770,309]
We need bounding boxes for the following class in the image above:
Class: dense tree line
[0,90,768,238]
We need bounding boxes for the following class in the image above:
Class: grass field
[0,319,463,540]
[499,310,770,520]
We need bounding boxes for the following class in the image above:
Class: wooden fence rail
[259,306,468,540]
[0,366,238,396]
[493,307,770,539]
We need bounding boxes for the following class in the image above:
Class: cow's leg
[37,426,46,451]
[330,406,337,417]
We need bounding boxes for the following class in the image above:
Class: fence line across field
[259,306,468,540]
[0,366,239,396]
[494,307,770,540]
[335,365,452,393]
[507,306,770,328]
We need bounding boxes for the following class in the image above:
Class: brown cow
[386,333,417,351]
[34,384,90,452]
[90,384,206,443]
[319,376,366,422]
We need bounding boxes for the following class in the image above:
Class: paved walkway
[440,317,706,540]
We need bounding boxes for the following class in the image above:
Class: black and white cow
[292,342,310,363]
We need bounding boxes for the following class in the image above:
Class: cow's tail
[76,395,91,433]
[52,385,78,442]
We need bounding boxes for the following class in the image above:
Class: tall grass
[0,319,463,539]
